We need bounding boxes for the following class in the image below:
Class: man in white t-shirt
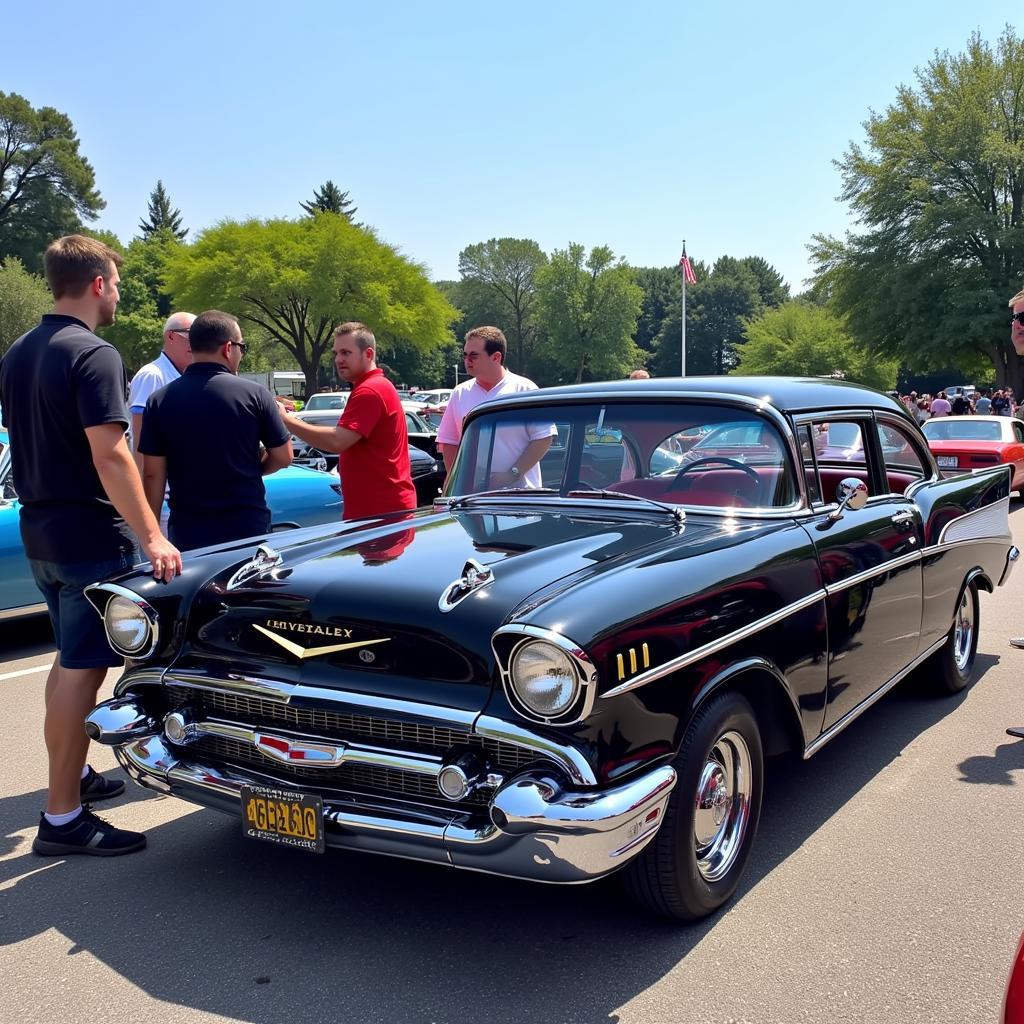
[436,326,554,488]
[128,311,194,470]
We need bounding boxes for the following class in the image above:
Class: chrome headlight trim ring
[491,624,598,726]
[84,582,160,659]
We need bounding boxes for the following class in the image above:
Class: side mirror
[827,478,868,522]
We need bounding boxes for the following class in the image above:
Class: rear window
[923,420,1002,441]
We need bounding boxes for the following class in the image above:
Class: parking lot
[2,509,1024,1024]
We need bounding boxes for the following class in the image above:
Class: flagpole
[681,239,687,377]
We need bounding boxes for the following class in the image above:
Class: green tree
[740,256,790,308]
[734,301,899,390]
[457,238,547,373]
[633,266,680,357]
[0,92,104,273]
[166,216,457,397]
[300,181,357,220]
[809,28,1024,393]
[651,257,760,377]
[101,229,183,372]
[536,244,643,383]
[0,258,51,355]
[139,180,187,241]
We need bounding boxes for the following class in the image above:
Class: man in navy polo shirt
[139,310,293,550]
[0,234,181,859]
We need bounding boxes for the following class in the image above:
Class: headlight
[104,596,153,656]
[510,640,579,718]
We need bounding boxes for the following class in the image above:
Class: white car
[301,392,348,413]
[410,388,453,407]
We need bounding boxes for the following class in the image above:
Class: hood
[172,506,724,713]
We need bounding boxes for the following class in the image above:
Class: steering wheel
[667,456,761,493]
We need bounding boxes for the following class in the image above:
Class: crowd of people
[898,387,1020,422]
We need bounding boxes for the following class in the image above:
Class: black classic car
[84,378,1017,920]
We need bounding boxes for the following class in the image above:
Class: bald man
[129,312,195,470]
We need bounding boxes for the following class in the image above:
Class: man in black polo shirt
[0,234,181,859]
[139,310,292,550]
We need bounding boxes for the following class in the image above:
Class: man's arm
[130,411,145,472]
[141,454,167,519]
[488,436,554,488]
[261,440,293,476]
[278,407,362,454]
[440,442,459,475]
[85,423,181,581]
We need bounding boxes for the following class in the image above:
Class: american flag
[680,251,697,285]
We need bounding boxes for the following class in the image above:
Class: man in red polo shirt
[279,322,415,520]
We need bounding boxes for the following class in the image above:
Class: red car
[922,416,1024,492]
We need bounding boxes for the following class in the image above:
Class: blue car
[0,429,343,620]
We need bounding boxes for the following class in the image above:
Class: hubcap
[693,730,753,883]
[953,589,975,673]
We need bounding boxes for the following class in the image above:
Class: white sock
[44,806,83,827]
[81,764,90,780]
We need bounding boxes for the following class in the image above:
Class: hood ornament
[226,544,283,591]
[439,558,494,613]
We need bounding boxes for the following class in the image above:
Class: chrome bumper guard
[1000,545,1020,587]
[90,702,676,883]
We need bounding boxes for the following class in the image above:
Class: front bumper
[106,731,676,884]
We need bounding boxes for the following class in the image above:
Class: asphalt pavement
[2,509,1024,1024]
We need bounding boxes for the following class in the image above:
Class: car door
[795,414,924,731]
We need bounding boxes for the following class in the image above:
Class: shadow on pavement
[0,614,54,662]
[0,671,999,1024]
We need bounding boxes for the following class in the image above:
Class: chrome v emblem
[252,624,390,661]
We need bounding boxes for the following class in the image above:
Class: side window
[404,413,419,432]
[538,422,570,489]
[810,419,873,502]
[875,420,929,492]
[1014,422,1024,444]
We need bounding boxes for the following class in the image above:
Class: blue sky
[4,1,1015,292]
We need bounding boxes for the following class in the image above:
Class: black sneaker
[80,766,125,802]
[32,806,146,857]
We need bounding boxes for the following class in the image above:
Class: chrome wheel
[693,730,752,883]
[952,588,975,673]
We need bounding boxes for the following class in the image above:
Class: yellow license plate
[241,785,324,854]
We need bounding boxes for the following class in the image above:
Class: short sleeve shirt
[0,314,133,562]
[129,351,180,414]
[929,398,952,417]
[139,363,289,529]
[436,372,555,488]
[337,368,416,520]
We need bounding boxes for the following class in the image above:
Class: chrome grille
[164,685,547,773]
[195,735,484,804]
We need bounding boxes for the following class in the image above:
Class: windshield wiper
[565,488,686,524]
[446,487,560,509]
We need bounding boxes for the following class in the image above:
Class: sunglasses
[1012,311,1024,326]
[230,341,248,355]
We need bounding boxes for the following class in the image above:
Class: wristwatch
[509,466,520,478]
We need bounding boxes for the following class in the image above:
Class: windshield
[304,393,348,411]
[923,420,1003,441]
[448,401,797,510]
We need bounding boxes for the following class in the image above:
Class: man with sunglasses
[128,312,195,472]
[138,309,292,550]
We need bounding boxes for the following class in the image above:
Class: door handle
[891,510,915,530]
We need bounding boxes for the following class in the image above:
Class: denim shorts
[29,552,134,669]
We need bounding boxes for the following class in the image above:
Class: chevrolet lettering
[85,378,1017,921]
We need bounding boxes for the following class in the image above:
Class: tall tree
[632,266,680,356]
[809,28,1024,393]
[457,238,547,373]
[166,216,456,397]
[0,258,51,355]
[734,301,898,390]
[139,180,187,240]
[300,180,357,220]
[740,256,790,308]
[0,92,104,273]
[536,244,643,384]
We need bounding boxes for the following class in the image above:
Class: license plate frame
[936,455,959,468]
[241,784,324,854]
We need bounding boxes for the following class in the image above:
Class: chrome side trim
[473,715,597,787]
[601,589,827,699]
[921,535,1014,557]
[823,550,922,596]
[163,672,293,702]
[0,601,47,621]
[803,635,947,758]
[491,624,599,726]
[937,495,1011,546]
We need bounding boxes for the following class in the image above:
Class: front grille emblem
[255,732,346,767]
[253,623,390,661]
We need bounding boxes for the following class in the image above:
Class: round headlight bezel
[496,628,598,726]
[97,588,159,658]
